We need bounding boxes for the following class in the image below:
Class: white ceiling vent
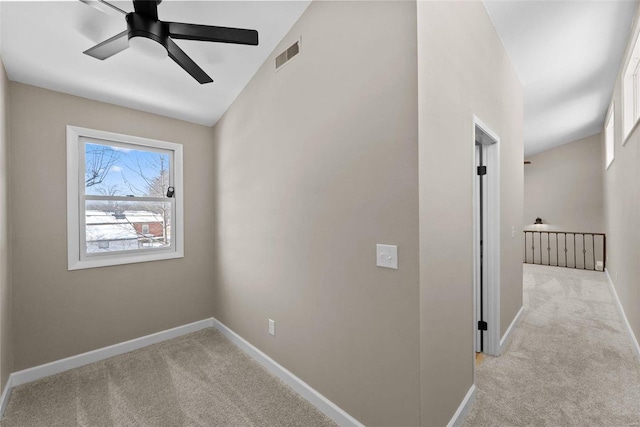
[275,40,300,70]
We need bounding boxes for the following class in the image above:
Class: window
[622,32,640,142]
[67,126,183,270]
[605,104,615,169]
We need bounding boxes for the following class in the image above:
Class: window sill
[68,250,183,271]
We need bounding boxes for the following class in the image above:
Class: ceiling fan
[80,0,259,84]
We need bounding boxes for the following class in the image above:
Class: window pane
[605,110,615,168]
[84,141,171,198]
[85,200,172,254]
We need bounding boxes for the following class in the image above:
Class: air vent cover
[275,41,300,70]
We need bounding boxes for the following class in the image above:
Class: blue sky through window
[85,142,170,198]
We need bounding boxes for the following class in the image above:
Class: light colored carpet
[1,328,336,427]
[463,264,640,426]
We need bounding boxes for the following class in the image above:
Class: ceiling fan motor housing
[126,13,168,51]
[82,0,258,83]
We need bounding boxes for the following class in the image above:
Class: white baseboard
[11,318,213,388]
[446,384,476,427]
[0,375,13,418]
[210,317,364,427]
[1,317,362,426]
[605,268,640,362]
[0,318,213,417]
[499,305,524,354]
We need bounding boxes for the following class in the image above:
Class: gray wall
[9,83,216,370]
[524,133,604,232]
[212,2,420,425]
[603,2,640,353]
[417,2,524,425]
[0,56,12,390]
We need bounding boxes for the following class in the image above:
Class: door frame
[472,115,501,357]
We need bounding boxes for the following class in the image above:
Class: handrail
[523,230,606,272]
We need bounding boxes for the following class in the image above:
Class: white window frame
[622,31,640,144]
[605,103,615,170]
[67,126,184,270]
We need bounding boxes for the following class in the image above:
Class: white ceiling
[483,0,638,156]
[2,1,636,148]
[1,0,310,126]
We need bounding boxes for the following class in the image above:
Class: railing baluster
[532,232,535,264]
[592,234,595,270]
[603,235,606,270]
[522,230,605,272]
[582,234,587,270]
[539,232,543,265]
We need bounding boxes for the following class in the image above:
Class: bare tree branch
[86,146,119,188]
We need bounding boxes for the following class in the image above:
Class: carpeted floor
[1,328,336,427]
[463,264,640,426]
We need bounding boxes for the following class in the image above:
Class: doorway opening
[473,117,500,357]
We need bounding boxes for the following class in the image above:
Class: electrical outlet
[268,319,275,336]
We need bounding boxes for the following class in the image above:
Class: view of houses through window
[83,139,173,254]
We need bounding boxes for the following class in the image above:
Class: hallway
[464,264,640,426]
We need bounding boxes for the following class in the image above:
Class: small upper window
[622,32,640,142]
[67,126,183,270]
[605,104,615,169]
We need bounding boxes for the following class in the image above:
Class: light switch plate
[376,244,398,269]
[268,319,275,336]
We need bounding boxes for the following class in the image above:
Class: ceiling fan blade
[133,0,159,20]
[79,0,127,16]
[166,38,213,84]
[83,30,130,60]
[167,22,258,46]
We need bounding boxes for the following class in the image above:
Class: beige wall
[3,2,525,424]
[417,2,523,425]
[602,3,640,352]
[9,83,215,370]
[212,2,420,425]
[524,133,604,232]
[0,56,12,389]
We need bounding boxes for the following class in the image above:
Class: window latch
[167,186,175,198]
